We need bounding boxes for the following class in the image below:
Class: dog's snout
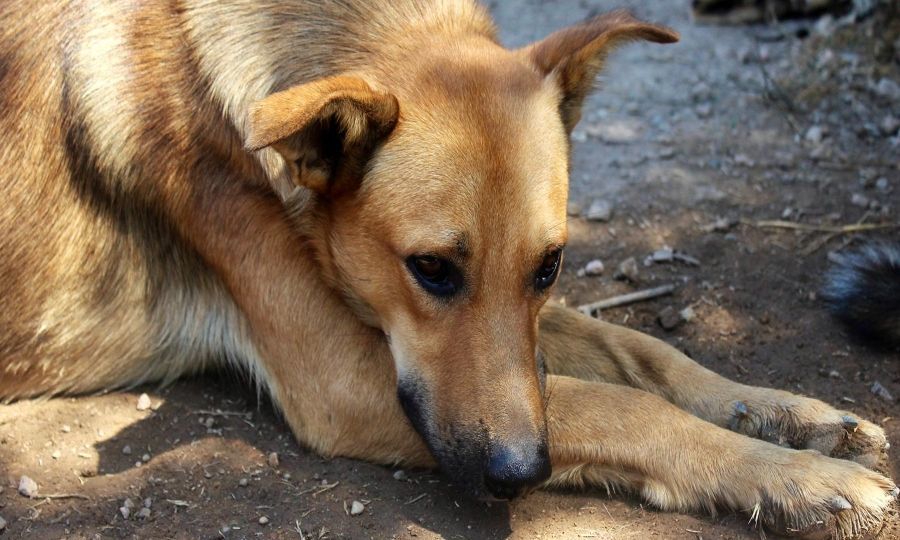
[483,442,551,500]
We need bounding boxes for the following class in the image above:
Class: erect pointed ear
[521,10,678,133]
[245,75,399,195]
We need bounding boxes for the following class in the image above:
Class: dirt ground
[2,1,898,539]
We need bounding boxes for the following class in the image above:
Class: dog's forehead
[364,73,569,254]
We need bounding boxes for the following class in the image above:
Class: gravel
[350,500,365,516]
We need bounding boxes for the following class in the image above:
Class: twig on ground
[800,211,872,256]
[39,493,90,500]
[577,284,676,316]
[746,219,897,234]
[405,493,427,505]
[190,409,251,418]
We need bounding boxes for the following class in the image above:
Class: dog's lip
[476,484,538,502]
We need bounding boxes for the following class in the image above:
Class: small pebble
[239,478,249,487]
[657,306,683,331]
[873,78,900,101]
[881,116,899,136]
[137,507,151,519]
[51,450,61,460]
[614,257,640,283]
[123,498,135,509]
[804,125,825,144]
[259,516,270,525]
[871,381,894,402]
[649,247,674,264]
[350,500,365,516]
[119,506,131,520]
[122,445,132,455]
[875,177,889,192]
[582,259,605,276]
[18,475,38,498]
[142,453,150,462]
[585,199,613,222]
[850,193,870,208]
[136,393,152,411]
[679,306,696,322]
[0,515,6,531]
[733,153,754,167]
[393,470,407,481]
[143,497,153,508]
[267,452,279,468]
[61,424,71,433]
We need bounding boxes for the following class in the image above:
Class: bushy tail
[822,242,900,349]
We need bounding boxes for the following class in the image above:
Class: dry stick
[38,493,90,500]
[800,210,872,256]
[576,284,676,316]
[746,220,898,234]
[190,409,250,417]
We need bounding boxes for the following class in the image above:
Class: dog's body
[1,1,896,538]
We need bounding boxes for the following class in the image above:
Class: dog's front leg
[539,304,889,466]
[543,375,896,539]
[179,182,434,468]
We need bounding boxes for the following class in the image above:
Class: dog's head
[247,11,677,499]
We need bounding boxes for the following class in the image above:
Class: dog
[0,1,896,538]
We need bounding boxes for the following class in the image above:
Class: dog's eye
[407,255,461,298]
[535,249,562,290]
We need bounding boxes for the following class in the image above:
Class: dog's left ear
[521,10,678,133]
[245,75,399,195]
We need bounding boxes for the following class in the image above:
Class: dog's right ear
[246,76,399,196]
[521,11,678,133]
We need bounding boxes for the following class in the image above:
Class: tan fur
[0,2,894,538]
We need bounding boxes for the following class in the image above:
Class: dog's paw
[752,451,898,539]
[727,391,888,467]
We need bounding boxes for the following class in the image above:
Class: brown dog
[0,2,895,538]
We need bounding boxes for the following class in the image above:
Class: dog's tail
[822,241,900,349]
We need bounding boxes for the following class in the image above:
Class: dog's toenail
[841,415,859,431]
[891,487,899,498]
[734,401,748,417]
[885,442,891,451]
[828,496,852,512]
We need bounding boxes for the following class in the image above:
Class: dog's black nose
[483,442,552,500]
